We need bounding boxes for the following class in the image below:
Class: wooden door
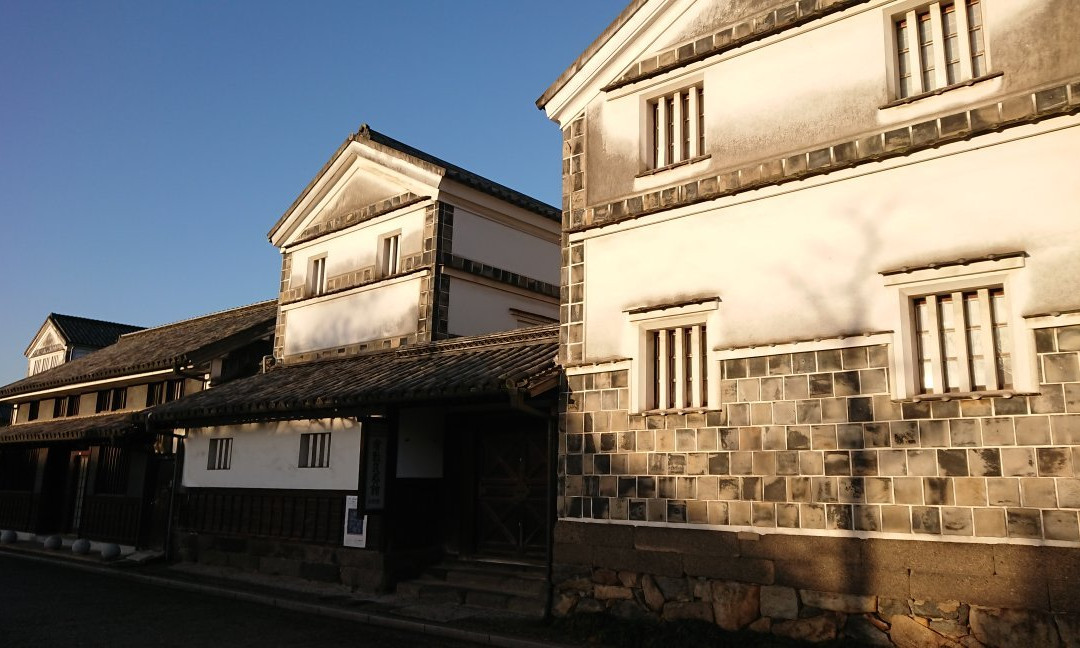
[474,420,548,559]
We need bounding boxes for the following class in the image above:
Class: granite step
[396,559,548,617]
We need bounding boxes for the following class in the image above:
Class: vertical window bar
[990,289,1012,389]
[951,291,972,392]
[667,330,677,410]
[656,98,665,169]
[967,0,986,77]
[941,3,960,85]
[964,292,986,390]
[650,331,660,409]
[673,327,686,408]
[680,91,690,162]
[689,325,702,408]
[699,326,708,408]
[917,10,936,93]
[651,101,660,168]
[928,3,949,90]
[687,87,699,159]
[976,288,999,390]
[660,97,669,167]
[697,86,705,155]
[937,294,960,392]
[656,332,665,408]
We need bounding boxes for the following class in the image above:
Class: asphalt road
[0,554,480,647]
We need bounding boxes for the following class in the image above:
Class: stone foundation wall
[553,521,1080,646]
[178,532,388,593]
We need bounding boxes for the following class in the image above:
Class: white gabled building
[538,0,1080,643]
[23,314,143,377]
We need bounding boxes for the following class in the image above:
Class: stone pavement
[0,539,577,648]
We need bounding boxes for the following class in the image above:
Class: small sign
[364,432,388,510]
[343,495,367,548]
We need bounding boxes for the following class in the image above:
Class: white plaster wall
[452,208,560,284]
[182,418,362,490]
[581,120,1080,359]
[282,275,423,355]
[586,0,1080,206]
[290,204,426,289]
[397,407,444,479]
[446,276,558,337]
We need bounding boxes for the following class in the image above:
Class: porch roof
[147,325,560,427]
[0,412,141,445]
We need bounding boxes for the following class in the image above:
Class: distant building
[151,126,562,596]
[538,0,1080,641]
[0,301,275,551]
[24,314,143,377]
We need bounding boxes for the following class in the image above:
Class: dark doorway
[473,417,548,559]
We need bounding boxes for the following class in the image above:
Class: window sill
[902,389,1035,402]
[636,154,711,178]
[880,72,1003,110]
[638,407,719,416]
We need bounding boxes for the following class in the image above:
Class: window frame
[641,77,706,173]
[885,0,991,102]
[378,231,402,279]
[884,255,1035,399]
[207,437,233,471]
[308,255,328,297]
[628,299,719,413]
[298,432,332,469]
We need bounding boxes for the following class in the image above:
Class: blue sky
[0,0,625,385]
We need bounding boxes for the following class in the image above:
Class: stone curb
[0,548,569,648]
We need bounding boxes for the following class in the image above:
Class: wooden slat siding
[181,490,345,545]
[80,495,140,544]
[0,492,34,531]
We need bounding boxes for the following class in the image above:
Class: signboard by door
[343,495,367,548]
[363,431,388,510]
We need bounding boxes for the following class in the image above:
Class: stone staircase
[395,558,549,617]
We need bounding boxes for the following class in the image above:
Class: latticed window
[647,324,708,410]
[648,85,705,169]
[913,287,1011,394]
[207,438,232,470]
[299,432,331,468]
[894,0,986,99]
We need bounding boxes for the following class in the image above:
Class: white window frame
[207,437,232,471]
[308,255,328,297]
[628,299,720,413]
[378,231,401,279]
[886,0,990,101]
[884,256,1035,399]
[643,80,705,171]
[299,432,332,469]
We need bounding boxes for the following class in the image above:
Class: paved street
[0,554,480,647]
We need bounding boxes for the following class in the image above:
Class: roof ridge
[121,299,277,338]
[49,313,144,329]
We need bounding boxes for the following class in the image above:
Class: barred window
[894,0,987,99]
[648,85,705,169]
[299,432,331,468]
[913,287,1011,394]
[647,324,709,410]
[207,438,233,471]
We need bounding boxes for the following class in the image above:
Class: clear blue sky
[0,0,625,385]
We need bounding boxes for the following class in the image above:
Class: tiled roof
[0,411,140,445]
[48,314,144,350]
[0,301,277,398]
[148,325,560,425]
[269,125,560,240]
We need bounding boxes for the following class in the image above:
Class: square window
[629,298,719,412]
[308,256,327,296]
[912,287,1011,394]
[646,324,710,410]
[883,254,1034,399]
[646,84,705,170]
[146,382,164,407]
[207,438,232,470]
[299,432,331,468]
[27,401,39,421]
[379,233,400,278]
[892,0,987,100]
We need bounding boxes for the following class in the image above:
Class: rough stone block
[663,600,713,622]
[970,606,1062,647]
[888,615,964,648]
[772,614,840,642]
[712,581,760,630]
[761,585,800,619]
